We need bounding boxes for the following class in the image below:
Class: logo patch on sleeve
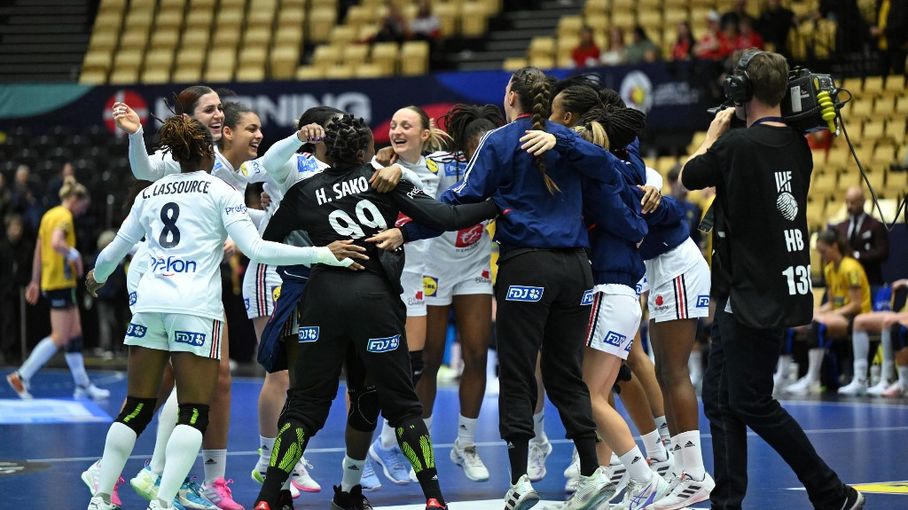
[298,326,319,343]
[505,285,544,302]
[174,331,206,347]
[367,335,401,353]
[125,323,147,338]
[581,289,595,306]
[128,292,137,306]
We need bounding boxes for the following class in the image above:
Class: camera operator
[680,49,864,510]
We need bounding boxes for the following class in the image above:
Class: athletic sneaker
[602,458,630,503]
[291,456,321,493]
[331,484,373,510]
[881,381,905,398]
[426,498,447,509]
[251,455,300,499]
[546,466,612,510]
[562,449,579,493]
[178,478,217,509]
[199,478,241,509]
[784,376,822,396]
[450,439,490,482]
[503,474,540,510]
[868,379,894,396]
[837,379,868,396]
[131,466,161,501]
[88,494,117,510]
[647,454,673,482]
[527,438,552,482]
[368,439,412,485]
[6,371,32,399]
[74,383,111,400]
[645,472,714,510]
[841,486,865,509]
[613,475,669,510]
[252,490,294,510]
[82,459,124,508]
[360,459,381,491]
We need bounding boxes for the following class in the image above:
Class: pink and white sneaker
[200,478,244,510]
[81,459,124,509]
[881,381,905,398]
[291,456,321,493]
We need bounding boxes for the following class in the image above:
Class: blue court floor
[1,368,906,509]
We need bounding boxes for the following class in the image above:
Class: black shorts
[44,288,76,310]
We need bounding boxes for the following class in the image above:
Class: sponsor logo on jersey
[175,331,206,347]
[298,326,319,343]
[244,298,250,310]
[224,205,248,215]
[655,295,664,306]
[455,224,484,248]
[150,255,198,275]
[605,330,626,347]
[696,295,710,308]
[774,170,798,221]
[445,160,467,177]
[129,292,137,306]
[505,285,544,302]
[126,323,147,338]
[581,289,595,306]
[367,334,400,353]
[406,186,425,200]
[271,285,281,303]
[297,155,320,174]
[426,159,439,174]
[423,276,438,297]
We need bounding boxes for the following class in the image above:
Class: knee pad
[347,384,379,432]
[116,396,157,435]
[410,350,424,386]
[177,403,210,435]
[807,322,828,349]
[65,335,83,353]
[892,323,908,349]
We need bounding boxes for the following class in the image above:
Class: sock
[852,330,870,383]
[619,446,653,484]
[341,455,365,492]
[641,429,667,461]
[880,328,894,381]
[574,436,599,477]
[654,415,670,443]
[157,425,204,503]
[380,419,397,449]
[675,430,706,480]
[202,448,227,484]
[98,422,138,495]
[508,438,528,484]
[898,366,908,390]
[531,411,547,443]
[424,415,433,432]
[150,390,179,475]
[668,436,682,476]
[64,352,91,387]
[18,336,58,381]
[258,420,307,505]
[457,415,477,447]
[395,417,444,505]
[806,348,825,383]
[259,435,276,465]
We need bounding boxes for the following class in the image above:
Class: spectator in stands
[0,214,31,363]
[92,229,128,359]
[666,165,703,247]
[870,0,907,75]
[758,0,795,57]
[571,25,601,68]
[625,25,661,64]
[819,0,867,53]
[410,0,441,42]
[671,21,696,61]
[0,173,11,221]
[835,185,890,287]
[374,3,409,43]
[736,17,764,50]
[695,11,734,61]
[10,165,42,233]
[721,0,755,32]
[45,161,75,209]
[601,26,627,65]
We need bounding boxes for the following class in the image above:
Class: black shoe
[332,485,374,510]
[278,489,295,510]
[841,486,864,510]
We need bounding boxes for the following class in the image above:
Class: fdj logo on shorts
[696,295,710,308]
[367,335,400,353]
[581,289,595,306]
[298,326,319,343]
[125,323,147,338]
[506,285,544,302]
[605,330,626,347]
[175,331,206,347]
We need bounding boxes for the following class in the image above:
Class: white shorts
[242,262,282,319]
[585,284,642,359]
[401,270,427,317]
[424,255,493,307]
[124,312,224,360]
[645,239,711,323]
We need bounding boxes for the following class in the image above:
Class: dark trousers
[283,269,422,436]
[703,298,846,510]
[495,249,598,442]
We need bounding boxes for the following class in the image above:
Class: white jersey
[424,151,491,262]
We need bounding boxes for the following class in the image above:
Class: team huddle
[6,61,750,510]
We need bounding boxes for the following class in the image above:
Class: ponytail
[580,106,646,151]
[511,66,558,194]
[572,120,610,150]
[158,115,215,168]
[403,105,452,152]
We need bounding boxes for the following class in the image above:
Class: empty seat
[236,64,266,82]
[113,49,144,69]
[89,30,119,51]
[119,30,150,49]
[109,66,140,84]
[182,29,211,48]
[312,45,342,69]
[371,42,398,75]
[400,40,430,76]
[330,26,357,46]
[295,65,325,80]
[80,69,108,84]
[144,48,174,70]
[83,50,113,72]
[142,67,171,84]
[528,36,555,59]
[156,9,183,30]
[173,66,202,82]
[244,27,272,46]
[343,44,370,66]
[270,47,300,79]
[353,62,386,79]
[151,29,180,48]
[461,2,489,37]
[308,8,337,43]
[325,65,354,79]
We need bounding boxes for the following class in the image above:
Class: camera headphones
[723,49,766,104]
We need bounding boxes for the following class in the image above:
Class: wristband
[66,247,80,262]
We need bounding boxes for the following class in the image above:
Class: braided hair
[579,106,646,151]
[157,115,215,170]
[324,114,373,167]
[297,106,343,154]
[510,66,558,193]
[442,104,503,156]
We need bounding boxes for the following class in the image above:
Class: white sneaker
[504,474,540,510]
[837,379,868,396]
[784,376,821,396]
[251,454,300,498]
[647,454,673,482]
[147,499,173,510]
[291,456,321,493]
[527,438,552,482]
[881,381,905,398]
[613,474,669,510]
[604,459,630,503]
[645,472,714,510]
[130,466,160,501]
[546,466,612,510]
[87,495,116,510]
[6,371,32,399]
[866,379,892,396]
[562,449,579,492]
[75,383,111,400]
[450,439,490,482]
